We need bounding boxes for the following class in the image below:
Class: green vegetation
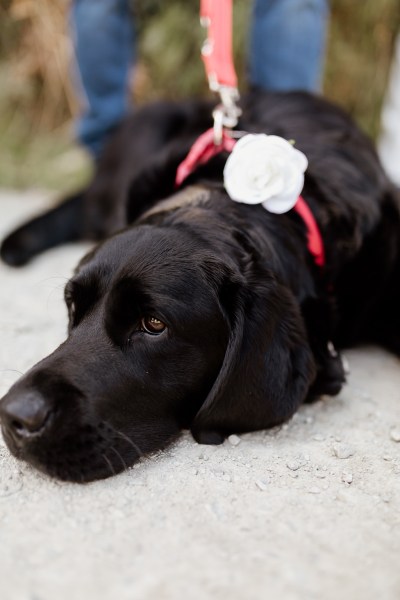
[0,0,399,191]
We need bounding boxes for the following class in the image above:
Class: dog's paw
[192,429,225,445]
[306,345,346,402]
[1,231,35,267]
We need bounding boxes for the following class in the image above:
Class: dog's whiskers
[39,277,72,311]
[102,453,116,477]
[38,276,71,285]
[0,369,24,376]
[109,445,127,470]
[112,428,144,457]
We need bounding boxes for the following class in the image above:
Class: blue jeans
[71,0,134,158]
[250,0,329,92]
[72,0,328,157]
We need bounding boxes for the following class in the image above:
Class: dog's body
[1,91,399,482]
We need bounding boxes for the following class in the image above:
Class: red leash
[200,0,241,142]
[175,0,325,269]
[200,0,238,89]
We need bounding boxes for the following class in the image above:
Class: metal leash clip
[200,0,242,145]
[212,86,242,145]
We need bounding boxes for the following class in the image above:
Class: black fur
[1,90,399,482]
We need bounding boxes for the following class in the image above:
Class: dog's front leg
[301,297,346,401]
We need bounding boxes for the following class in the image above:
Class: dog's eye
[140,316,166,335]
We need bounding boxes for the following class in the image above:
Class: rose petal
[292,147,309,172]
[223,133,308,211]
[263,173,305,214]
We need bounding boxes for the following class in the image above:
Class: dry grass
[0,0,88,189]
[4,0,76,125]
[325,0,400,138]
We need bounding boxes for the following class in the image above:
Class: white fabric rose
[223,134,308,214]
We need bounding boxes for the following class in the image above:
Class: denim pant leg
[249,0,329,92]
[71,0,134,158]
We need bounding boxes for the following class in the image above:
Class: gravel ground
[0,190,399,600]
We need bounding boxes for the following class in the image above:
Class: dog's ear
[191,268,316,444]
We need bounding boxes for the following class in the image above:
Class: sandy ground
[0,189,399,600]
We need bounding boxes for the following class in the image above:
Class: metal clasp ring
[212,86,242,145]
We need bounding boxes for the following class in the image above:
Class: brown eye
[140,316,166,335]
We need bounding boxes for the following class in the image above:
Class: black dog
[1,91,399,482]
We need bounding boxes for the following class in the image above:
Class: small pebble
[333,443,355,459]
[382,455,392,462]
[389,428,400,443]
[228,434,241,446]
[309,486,321,494]
[341,472,353,484]
[255,479,268,491]
[287,460,300,471]
[0,473,23,497]
[313,433,325,442]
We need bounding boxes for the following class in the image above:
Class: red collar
[175,128,325,268]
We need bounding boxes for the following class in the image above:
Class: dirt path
[0,190,399,600]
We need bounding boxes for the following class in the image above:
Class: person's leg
[71,0,134,158]
[249,0,329,92]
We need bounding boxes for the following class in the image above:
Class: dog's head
[0,190,316,481]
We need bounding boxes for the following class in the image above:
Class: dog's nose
[0,391,51,438]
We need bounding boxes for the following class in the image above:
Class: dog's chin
[1,421,142,483]
[27,452,128,483]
